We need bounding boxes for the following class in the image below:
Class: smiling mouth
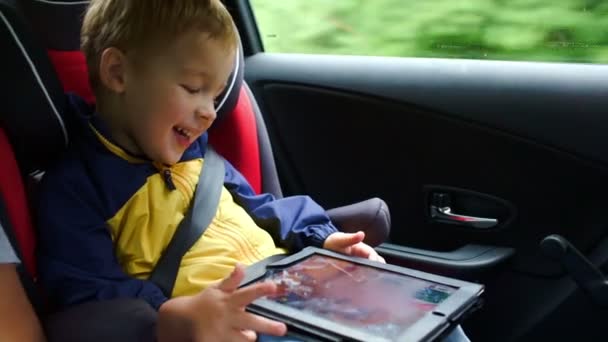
[174,126,192,139]
[173,126,196,148]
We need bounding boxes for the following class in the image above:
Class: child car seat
[18,0,391,246]
[0,1,391,340]
[0,0,390,292]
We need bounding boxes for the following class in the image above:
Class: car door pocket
[424,185,517,231]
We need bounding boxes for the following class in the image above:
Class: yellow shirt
[97,129,287,297]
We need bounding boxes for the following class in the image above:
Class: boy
[37,0,383,340]
[37,1,469,341]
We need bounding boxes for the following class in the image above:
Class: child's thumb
[330,231,365,248]
[218,263,245,292]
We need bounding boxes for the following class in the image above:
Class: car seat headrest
[211,40,245,125]
[1,0,244,174]
[21,0,245,123]
[0,0,69,174]
[21,0,84,51]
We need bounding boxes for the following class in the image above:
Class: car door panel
[246,54,608,164]
[243,53,608,341]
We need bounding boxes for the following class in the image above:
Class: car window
[250,0,608,64]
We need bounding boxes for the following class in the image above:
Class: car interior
[1,0,608,341]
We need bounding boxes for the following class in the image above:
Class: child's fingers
[341,231,365,246]
[349,244,385,263]
[326,231,365,250]
[217,263,246,292]
[349,244,372,259]
[372,254,386,263]
[240,329,258,341]
[225,329,257,342]
[363,249,385,263]
[231,281,278,308]
[233,311,287,336]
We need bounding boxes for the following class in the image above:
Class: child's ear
[99,47,128,93]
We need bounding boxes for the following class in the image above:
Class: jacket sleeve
[37,166,168,310]
[222,159,338,251]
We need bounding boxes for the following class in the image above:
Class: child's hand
[157,264,287,342]
[323,231,386,263]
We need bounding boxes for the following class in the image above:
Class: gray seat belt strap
[148,146,225,297]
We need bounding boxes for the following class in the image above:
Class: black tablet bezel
[241,247,484,342]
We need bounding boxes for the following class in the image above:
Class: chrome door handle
[430,205,498,229]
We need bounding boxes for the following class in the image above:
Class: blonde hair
[81,0,237,90]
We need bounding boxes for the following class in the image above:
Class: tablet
[241,247,484,342]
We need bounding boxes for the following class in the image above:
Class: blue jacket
[37,94,338,309]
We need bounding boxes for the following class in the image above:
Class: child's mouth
[173,126,192,147]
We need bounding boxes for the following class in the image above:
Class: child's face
[117,30,234,165]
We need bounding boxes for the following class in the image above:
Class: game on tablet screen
[261,255,456,340]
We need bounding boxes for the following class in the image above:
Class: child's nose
[196,101,217,122]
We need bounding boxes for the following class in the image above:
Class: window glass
[250,0,608,63]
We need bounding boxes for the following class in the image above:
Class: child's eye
[181,84,201,94]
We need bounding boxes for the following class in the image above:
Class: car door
[225,0,608,340]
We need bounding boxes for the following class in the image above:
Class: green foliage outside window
[251,0,608,63]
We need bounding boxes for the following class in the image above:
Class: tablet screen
[260,254,456,340]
